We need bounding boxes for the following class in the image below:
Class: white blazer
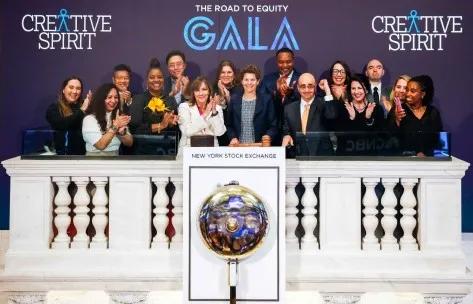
[178,102,226,149]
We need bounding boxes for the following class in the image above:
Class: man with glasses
[281,73,337,156]
[260,47,301,145]
[112,64,133,114]
[164,50,190,105]
[365,58,391,116]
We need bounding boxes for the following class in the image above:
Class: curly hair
[239,64,261,82]
[86,83,119,133]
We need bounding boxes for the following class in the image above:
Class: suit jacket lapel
[305,101,318,131]
[233,98,242,124]
[295,102,302,132]
[254,94,264,117]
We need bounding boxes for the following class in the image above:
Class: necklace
[354,101,367,112]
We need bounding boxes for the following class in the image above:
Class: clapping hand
[161,111,178,129]
[218,80,230,103]
[344,102,356,120]
[277,75,289,97]
[81,90,93,112]
[112,113,131,131]
[331,84,347,100]
[204,96,219,117]
[171,75,190,97]
[119,90,132,104]
[180,75,190,92]
[365,103,376,119]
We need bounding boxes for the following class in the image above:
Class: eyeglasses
[332,69,346,75]
[298,84,315,89]
[114,76,130,81]
[168,62,184,69]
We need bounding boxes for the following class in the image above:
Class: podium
[182,147,286,303]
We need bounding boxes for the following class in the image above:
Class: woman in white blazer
[178,76,226,150]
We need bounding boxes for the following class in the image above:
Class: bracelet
[109,125,118,134]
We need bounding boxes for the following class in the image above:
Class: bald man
[365,58,391,117]
[282,73,337,156]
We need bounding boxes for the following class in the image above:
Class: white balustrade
[399,178,419,251]
[171,177,183,246]
[90,177,108,249]
[1,156,471,301]
[51,176,71,249]
[285,178,299,248]
[380,178,399,251]
[300,178,319,250]
[71,177,90,249]
[362,178,380,251]
[151,177,169,249]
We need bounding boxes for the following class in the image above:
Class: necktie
[373,87,380,104]
[301,103,310,135]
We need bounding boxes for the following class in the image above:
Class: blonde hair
[389,74,411,103]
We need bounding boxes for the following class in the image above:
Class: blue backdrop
[1,1,472,230]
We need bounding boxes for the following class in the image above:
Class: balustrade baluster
[380,178,399,251]
[171,177,183,246]
[70,177,90,249]
[301,178,319,250]
[51,177,71,249]
[362,178,380,250]
[286,178,299,248]
[152,177,169,249]
[400,178,419,251]
[90,177,108,249]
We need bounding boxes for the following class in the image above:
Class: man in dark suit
[112,64,133,114]
[365,58,391,117]
[163,50,190,105]
[260,47,301,144]
[282,73,337,156]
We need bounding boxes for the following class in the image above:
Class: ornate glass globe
[198,181,269,260]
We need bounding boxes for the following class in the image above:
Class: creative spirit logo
[371,10,463,51]
[183,4,299,51]
[21,9,112,50]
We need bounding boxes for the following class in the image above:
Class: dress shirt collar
[280,70,294,86]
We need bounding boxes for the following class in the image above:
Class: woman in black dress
[343,75,384,131]
[394,75,443,156]
[46,76,91,155]
[336,75,385,155]
[129,58,178,135]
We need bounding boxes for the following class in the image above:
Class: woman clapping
[82,83,133,156]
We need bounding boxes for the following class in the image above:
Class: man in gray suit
[365,58,391,117]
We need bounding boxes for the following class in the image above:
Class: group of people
[46,48,444,157]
